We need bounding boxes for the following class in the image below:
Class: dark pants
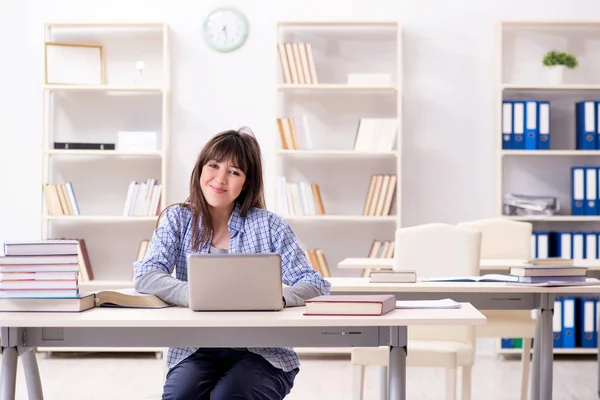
[162,348,298,400]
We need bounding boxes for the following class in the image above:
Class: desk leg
[388,345,406,400]
[379,366,388,400]
[539,294,554,400]
[530,309,541,400]
[0,347,18,400]
[21,349,43,400]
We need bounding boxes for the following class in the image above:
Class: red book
[304,294,396,316]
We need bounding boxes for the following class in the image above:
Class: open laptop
[187,253,284,311]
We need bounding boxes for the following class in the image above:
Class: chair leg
[461,365,472,400]
[352,364,365,400]
[520,339,532,400]
[445,367,457,400]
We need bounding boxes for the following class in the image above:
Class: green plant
[542,50,578,69]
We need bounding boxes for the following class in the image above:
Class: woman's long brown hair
[157,128,265,250]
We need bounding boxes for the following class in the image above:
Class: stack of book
[0,240,80,299]
[509,258,589,285]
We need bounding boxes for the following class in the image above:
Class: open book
[0,288,171,312]
[421,274,519,283]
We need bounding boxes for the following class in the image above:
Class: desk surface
[327,277,600,294]
[0,303,486,328]
[337,258,600,271]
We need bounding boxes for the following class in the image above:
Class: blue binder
[512,101,525,149]
[578,298,598,348]
[572,167,586,215]
[553,297,563,348]
[585,167,598,215]
[537,101,550,150]
[524,100,538,150]
[561,297,576,348]
[575,101,596,150]
[502,101,513,149]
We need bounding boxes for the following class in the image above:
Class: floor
[3,351,598,400]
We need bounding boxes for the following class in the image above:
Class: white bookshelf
[39,23,170,353]
[496,20,600,356]
[273,21,402,280]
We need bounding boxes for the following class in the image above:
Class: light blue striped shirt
[133,202,331,372]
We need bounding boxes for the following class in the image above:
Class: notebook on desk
[187,253,284,312]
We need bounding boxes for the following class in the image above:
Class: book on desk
[0,288,170,312]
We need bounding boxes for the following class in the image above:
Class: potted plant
[542,50,578,84]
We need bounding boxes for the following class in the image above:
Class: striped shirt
[133,202,331,372]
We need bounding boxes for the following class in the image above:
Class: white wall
[1,0,598,245]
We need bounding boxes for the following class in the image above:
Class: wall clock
[203,7,249,53]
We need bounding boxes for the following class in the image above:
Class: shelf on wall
[44,84,165,93]
[502,215,600,222]
[45,150,163,157]
[276,84,398,91]
[502,83,600,91]
[276,150,398,157]
[43,216,158,222]
[501,150,600,156]
[284,215,397,222]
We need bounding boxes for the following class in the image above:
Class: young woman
[134,127,331,400]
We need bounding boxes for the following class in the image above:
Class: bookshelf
[39,24,169,356]
[273,21,402,279]
[496,21,600,357]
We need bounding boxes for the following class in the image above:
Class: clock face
[203,8,249,53]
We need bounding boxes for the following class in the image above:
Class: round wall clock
[203,7,249,53]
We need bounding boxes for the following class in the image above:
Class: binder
[553,298,562,348]
[558,232,572,259]
[578,298,597,348]
[512,101,525,149]
[597,102,600,149]
[572,167,585,215]
[537,101,550,150]
[524,100,538,150]
[531,232,537,258]
[501,338,514,348]
[561,297,576,348]
[502,101,513,149]
[536,232,549,258]
[586,232,598,260]
[575,101,596,150]
[585,167,598,215]
[572,232,585,260]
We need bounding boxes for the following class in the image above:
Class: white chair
[457,218,534,400]
[351,223,482,400]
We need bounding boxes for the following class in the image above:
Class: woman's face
[200,158,246,210]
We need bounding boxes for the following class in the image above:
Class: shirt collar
[227,202,245,234]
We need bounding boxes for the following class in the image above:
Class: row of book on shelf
[123,179,162,217]
[277,42,319,85]
[276,178,325,216]
[43,179,161,217]
[275,174,396,217]
[501,99,600,150]
[532,231,600,260]
[276,116,397,153]
[363,174,397,216]
[304,248,331,278]
[572,166,600,216]
[43,183,79,216]
[502,296,599,349]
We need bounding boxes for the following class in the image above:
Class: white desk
[337,257,600,271]
[327,277,600,400]
[0,304,485,400]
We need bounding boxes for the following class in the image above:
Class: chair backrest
[393,223,481,346]
[457,218,532,260]
[394,223,481,277]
